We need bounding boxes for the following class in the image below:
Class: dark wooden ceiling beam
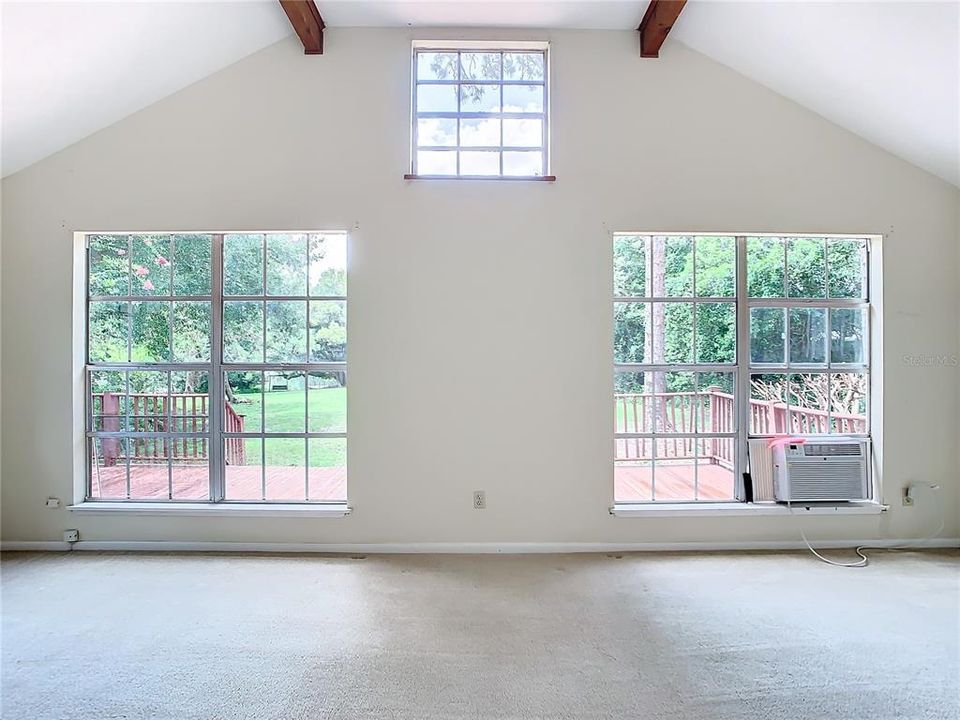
[637,0,687,58]
[279,0,325,55]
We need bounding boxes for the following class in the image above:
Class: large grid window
[85,232,347,503]
[412,43,548,178]
[613,234,871,504]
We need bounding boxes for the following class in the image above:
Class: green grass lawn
[229,388,345,466]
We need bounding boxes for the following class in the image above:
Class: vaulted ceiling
[2,1,957,186]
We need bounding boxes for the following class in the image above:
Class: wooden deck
[615,463,735,502]
[90,462,733,503]
[90,463,347,502]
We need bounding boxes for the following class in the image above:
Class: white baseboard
[2,538,957,554]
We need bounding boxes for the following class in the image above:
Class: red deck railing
[615,388,866,466]
[93,393,245,466]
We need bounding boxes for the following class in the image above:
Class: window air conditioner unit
[773,438,871,503]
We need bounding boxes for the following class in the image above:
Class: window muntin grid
[85,232,348,503]
[412,47,548,178]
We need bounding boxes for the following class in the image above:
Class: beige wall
[2,28,958,545]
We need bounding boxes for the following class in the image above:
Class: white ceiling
[0,1,292,177]
[319,0,646,28]
[2,1,958,186]
[671,1,960,187]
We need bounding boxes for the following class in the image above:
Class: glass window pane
[459,84,500,113]
[417,118,457,147]
[652,438,697,501]
[615,371,649,434]
[502,84,543,113]
[656,372,696,433]
[89,301,128,362]
[417,84,458,112]
[129,370,168,433]
[789,308,827,364]
[266,301,307,363]
[225,438,262,500]
[223,301,263,363]
[89,437,127,499]
[788,374,830,434]
[172,301,211,362]
[131,235,171,296]
[171,457,209,500]
[417,52,458,80]
[695,236,735,297]
[614,457,653,503]
[502,151,542,176]
[749,373,789,434]
[661,302,693,364]
[264,372,305,433]
[503,52,544,81]
[695,437,736,500]
[171,371,209,434]
[88,235,129,296]
[90,370,128,432]
[830,373,868,433]
[223,234,264,295]
[652,236,693,297]
[309,301,347,362]
[614,236,647,297]
[308,372,347,433]
[459,118,500,147]
[787,237,826,298]
[265,438,306,501]
[828,239,867,298]
[614,372,699,434]
[460,52,500,80]
[226,372,261,433]
[417,150,457,175]
[128,441,168,499]
[830,308,866,364]
[131,301,171,362]
[459,151,499,175]
[750,307,786,364]
[309,234,347,297]
[696,373,736,434]
[503,118,542,147]
[172,235,211,295]
[308,438,347,502]
[613,302,649,364]
[266,233,308,296]
[696,302,735,364]
[747,237,785,298]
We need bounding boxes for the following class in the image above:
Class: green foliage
[90,233,347,367]
[614,236,867,410]
[231,388,346,466]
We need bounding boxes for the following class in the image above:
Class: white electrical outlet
[63,529,79,543]
[473,491,486,509]
[45,497,61,509]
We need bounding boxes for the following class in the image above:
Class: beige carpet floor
[1,550,958,720]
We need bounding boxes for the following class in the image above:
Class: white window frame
[409,40,551,179]
[72,231,350,513]
[612,232,882,510]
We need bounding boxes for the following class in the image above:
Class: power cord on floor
[788,484,945,568]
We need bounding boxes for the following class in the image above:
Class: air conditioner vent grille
[803,443,862,457]
[785,461,867,501]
